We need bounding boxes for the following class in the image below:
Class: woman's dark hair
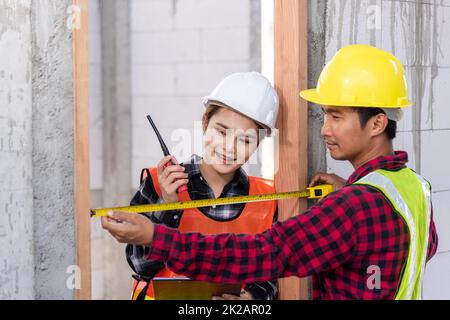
[202,104,267,142]
[203,105,222,128]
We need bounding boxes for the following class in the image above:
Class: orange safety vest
[131,167,277,300]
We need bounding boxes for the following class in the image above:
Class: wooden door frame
[73,0,91,300]
[274,0,309,300]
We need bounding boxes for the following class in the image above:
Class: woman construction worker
[103,45,438,300]
[126,72,280,300]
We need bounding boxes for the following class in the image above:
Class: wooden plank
[73,0,91,300]
[274,0,309,300]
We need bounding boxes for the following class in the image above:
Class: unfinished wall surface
[31,0,76,300]
[315,0,450,299]
[307,0,328,182]
[0,0,34,299]
[1,0,79,299]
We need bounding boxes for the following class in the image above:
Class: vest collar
[347,151,409,185]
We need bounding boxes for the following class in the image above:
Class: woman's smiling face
[203,107,261,175]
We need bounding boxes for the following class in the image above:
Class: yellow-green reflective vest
[355,168,431,300]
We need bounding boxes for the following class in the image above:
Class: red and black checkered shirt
[147,151,438,299]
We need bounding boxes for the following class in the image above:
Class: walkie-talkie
[146,115,188,193]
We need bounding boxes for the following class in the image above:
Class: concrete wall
[31,0,77,300]
[89,0,133,300]
[89,0,103,192]
[307,0,328,182]
[102,0,134,300]
[0,0,34,299]
[1,0,78,299]
[316,0,450,299]
[88,0,103,300]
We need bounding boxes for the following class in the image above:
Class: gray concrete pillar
[31,0,77,300]
[0,0,82,299]
[100,0,132,299]
[307,0,327,182]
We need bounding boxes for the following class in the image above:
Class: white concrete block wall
[89,0,103,191]
[173,0,250,29]
[323,0,450,299]
[88,0,104,300]
[130,0,257,186]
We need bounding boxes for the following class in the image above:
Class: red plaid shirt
[147,151,438,299]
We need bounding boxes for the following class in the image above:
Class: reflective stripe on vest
[131,167,277,300]
[354,168,431,300]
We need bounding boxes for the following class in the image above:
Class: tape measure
[90,184,333,218]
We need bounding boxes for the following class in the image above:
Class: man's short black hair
[354,107,397,140]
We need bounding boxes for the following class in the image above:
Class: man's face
[321,106,371,162]
[203,108,260,175]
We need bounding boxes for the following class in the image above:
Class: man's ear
[370,113,389,137]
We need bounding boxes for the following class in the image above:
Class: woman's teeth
[215,152,235,163]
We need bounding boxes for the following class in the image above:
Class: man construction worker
[102,44,438,299]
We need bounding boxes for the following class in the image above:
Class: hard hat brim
[299,89,412,108]
[203,98,274,134]
[299,89,324,105]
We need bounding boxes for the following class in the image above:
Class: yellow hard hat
[300,44,411,108]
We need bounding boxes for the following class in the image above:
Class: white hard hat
[202,72,279,132]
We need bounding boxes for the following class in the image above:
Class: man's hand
[212,289,253,300]
[309,172,346,191]
[101,211,154,246]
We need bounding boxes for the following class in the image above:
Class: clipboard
[152,277,242,300]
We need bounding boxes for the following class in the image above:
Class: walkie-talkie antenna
[146,114,188,193]
[147,115,170,156]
